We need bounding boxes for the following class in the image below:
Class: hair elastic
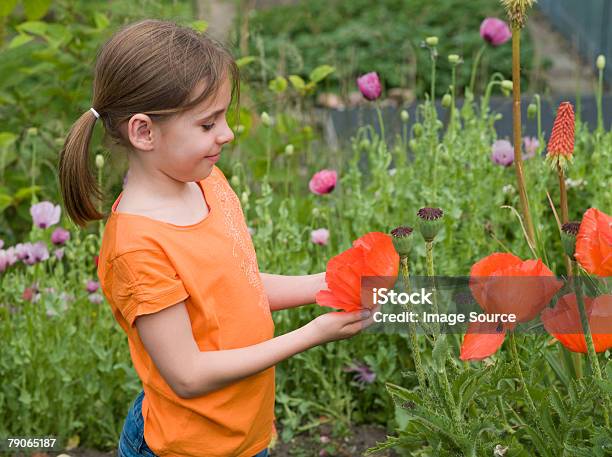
[90,107,100,119]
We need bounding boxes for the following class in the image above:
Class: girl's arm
[135,300,376,399]
[259,272,326,311]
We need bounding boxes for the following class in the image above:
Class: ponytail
[58,109,104,228]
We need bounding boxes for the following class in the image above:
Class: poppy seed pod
[425,36,439,46]
[560,222,580,260]
[390,226,413,257]
[448,54,460,65]
[416,207,444,242]
[284,144,294,156]
[261,111,272,127]
[400,110,409,123]
[596,55,606,70]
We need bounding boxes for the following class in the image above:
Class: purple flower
[343,361,376,386]
[522,136,539,159]
[22,242,49,265]
[5,247,18,266]
[356,72,382,101]
[0,250,10,273]
[51,227,70,245]
[14,243,29,260]
[480,18,512,47]
[30,201,61,229]
[491,140,514,167]
[88,293,104,304]
[86,280,100,293]
[311,228,330,245]
[54,248,64,260]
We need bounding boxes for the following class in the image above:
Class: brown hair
[59,19,239,227]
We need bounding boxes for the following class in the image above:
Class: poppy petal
[460,321,506,361]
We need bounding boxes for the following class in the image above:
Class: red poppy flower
[574,208,612,277]
[469,253,562,322]
[460,253,562,361]
[316,232,399,312]
[542,293,612,353]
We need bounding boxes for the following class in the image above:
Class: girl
[58,19,376,457]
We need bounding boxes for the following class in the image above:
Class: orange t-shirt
[97,165,275,457]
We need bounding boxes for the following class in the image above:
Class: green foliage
[237,0,535,99]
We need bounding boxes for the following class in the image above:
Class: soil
[32,424,399,457]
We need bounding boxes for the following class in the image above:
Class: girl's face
[157,79,235,182]
[125,78,235,183]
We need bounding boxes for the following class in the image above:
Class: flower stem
[469,44,486,95]
[510,26,536,249]
[375,102,386,143]
[449,65,456,136]
[535,94,543,153]
[400,256,426,389]
[557,164,572,275]
[425,241,441,338]
[596,66,604,132]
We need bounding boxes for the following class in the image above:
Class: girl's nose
[216,123,235,145]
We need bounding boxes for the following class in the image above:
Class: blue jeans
[118,390,269,457]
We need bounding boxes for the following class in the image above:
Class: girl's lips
[206,153,221,163]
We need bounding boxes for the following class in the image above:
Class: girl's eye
[202,123,215,131]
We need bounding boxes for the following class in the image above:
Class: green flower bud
[527,103,537,119]
[284,144,294,156]
[261,111,273,127]
[27,127,38,136]
[359,138,371,150]
[416,207,444,242]
[448,54,460,65]
[425,36,439,46]
[441,93,452,108]
[561,222,580,260]
[501,80,513,91]
[400,110,410,123]
[95,154,104,169]
[230,175,240,187]
[312,207,320,218]
[241,191,249,206]
[596,55,606,70]
[413,123,423,138]
[409,139,418,150]
[390,226,413,257]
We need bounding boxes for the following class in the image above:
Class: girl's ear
[126,113,156,152]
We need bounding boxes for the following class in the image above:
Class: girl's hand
[307,304,380,345]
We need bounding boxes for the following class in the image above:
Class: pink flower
[343,361,376,386]
[522,136,539,159]
[54,248,64,260]
[88,293,104,304]
[5,247,18,266]
[491,140,514,167]
[22,242,49,265]
[86,280,100,293]
[51,227,70,245]
[480,18,512,46]
[0,250,11,273]
[30,201,61,229]
[311,228,330,245]
[309,169,338,195]
[356,72,382,101]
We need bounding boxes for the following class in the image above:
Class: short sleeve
[111,250,189,328]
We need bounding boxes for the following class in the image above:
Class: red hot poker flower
[546,102,575,166]
[316,232,399,312]
[574,208,612,277]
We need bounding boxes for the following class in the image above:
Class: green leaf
[309,65,335,83]
[288,75,306,91]
[16,20,48,36]
[0,132,18,148]
[189,20,208,33]
[93,12,110,30]
[23,0,52,20]
[268,76,288,94]
[0,194,12,212]
[595,378,612,394]
[235,56,256,68]
[0,0,18,17]
[8,34,34,49]
[14,185,40,201]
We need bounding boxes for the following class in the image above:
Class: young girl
[58,19,376,457]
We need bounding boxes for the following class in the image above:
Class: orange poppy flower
[460,253,562,361]
[460,321,506,361]
[469,253,563,322]
[316,232,399,312]
[574,208,612,277]
[541,293,612,353]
